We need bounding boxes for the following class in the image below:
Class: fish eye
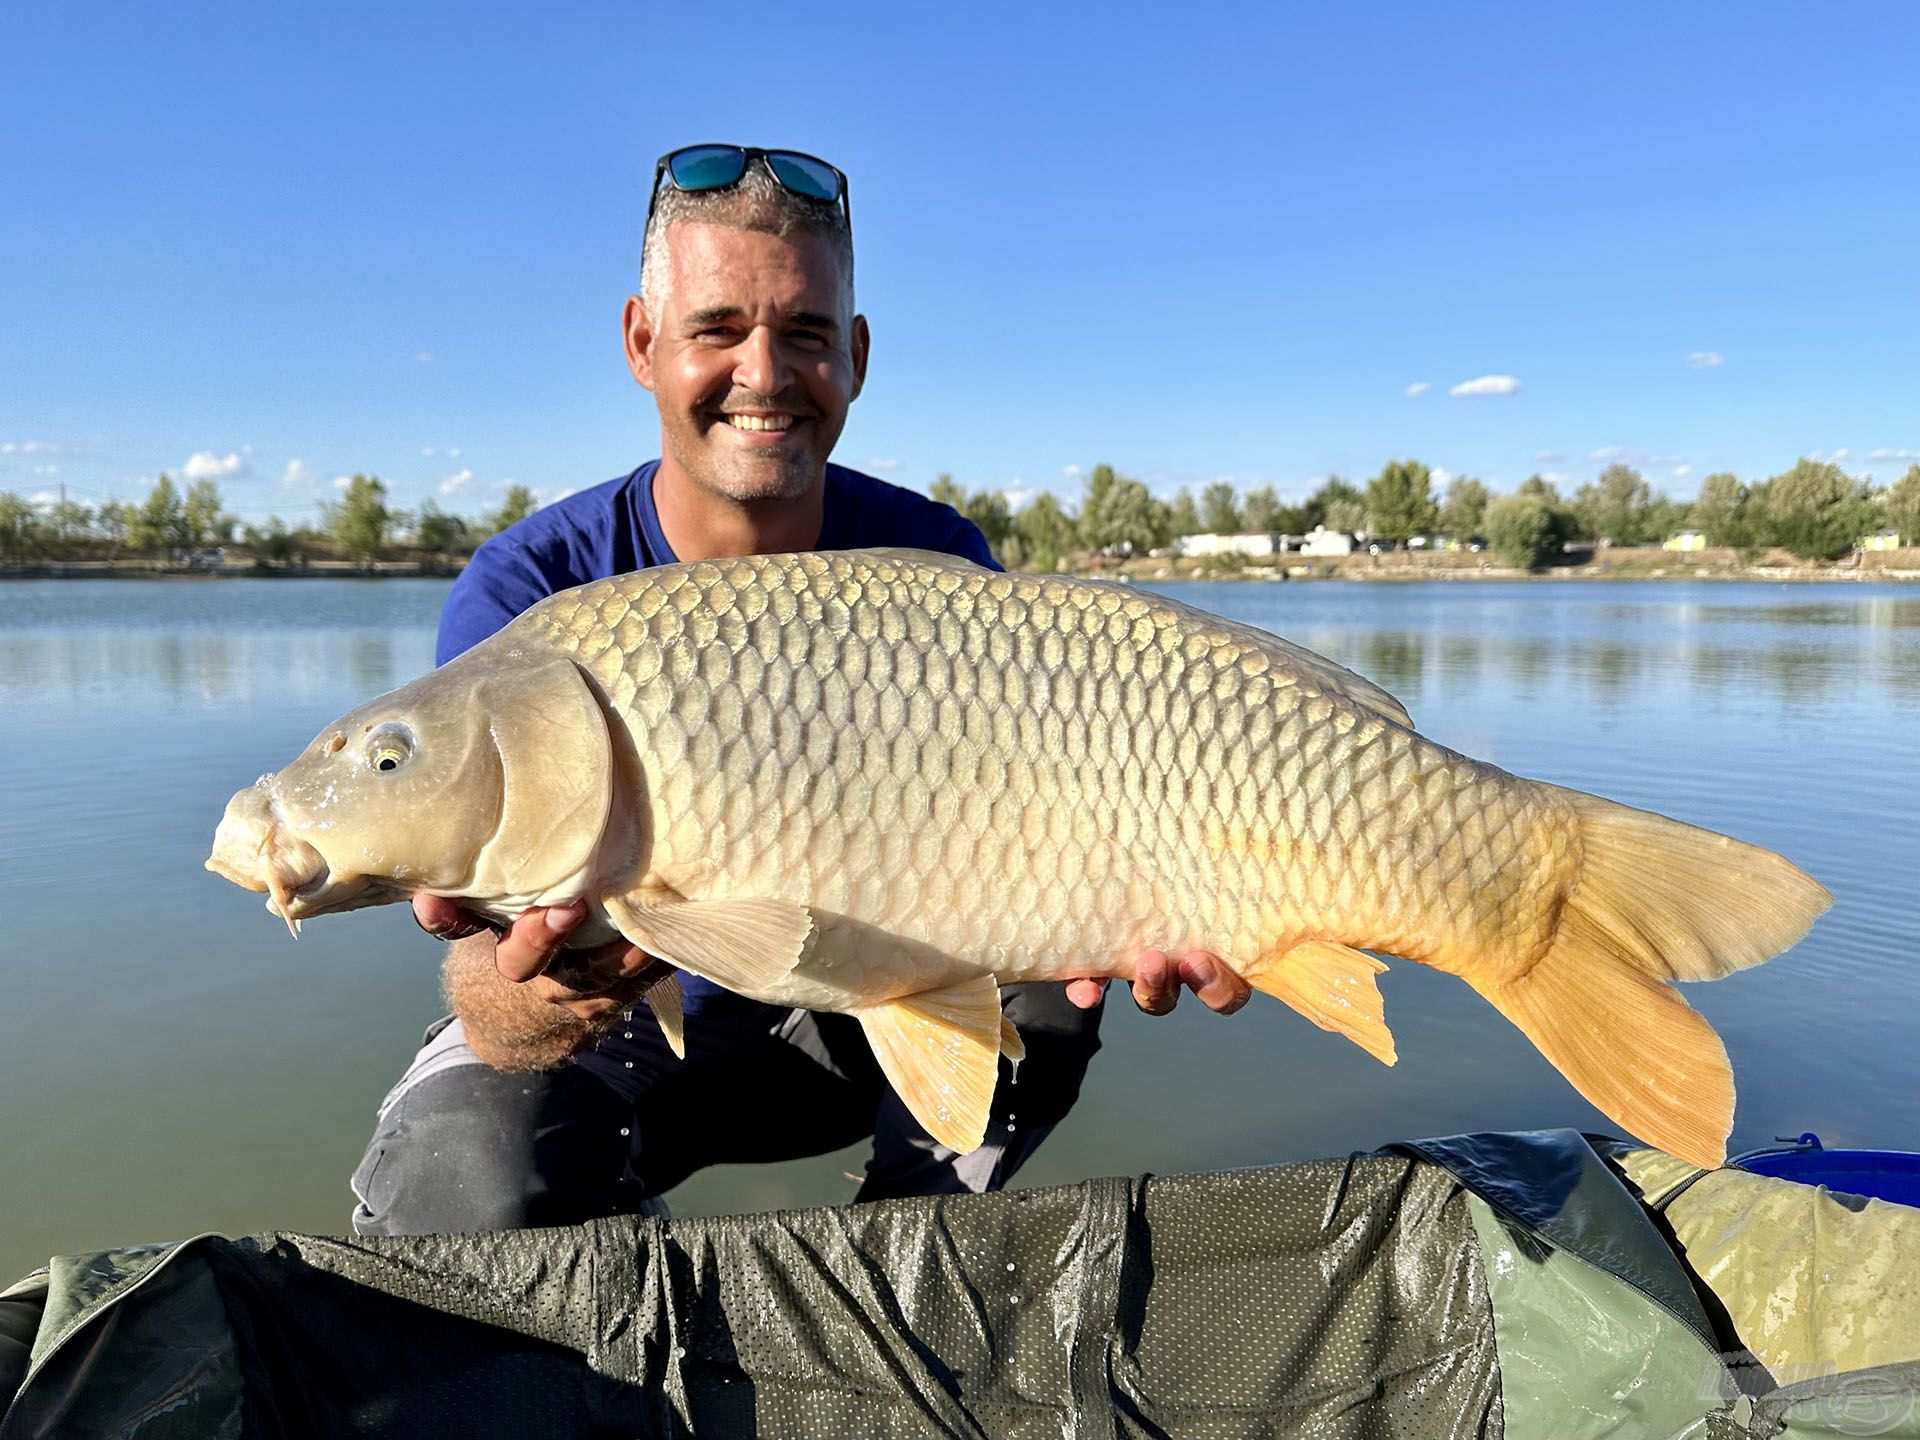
[365,723,414,774]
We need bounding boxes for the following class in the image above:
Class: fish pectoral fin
[855,975,1004,1155]
[1245,941,1398,1066]
[601,891,814,996]
[645,972,686,1059]
[998,1013,1026,1065]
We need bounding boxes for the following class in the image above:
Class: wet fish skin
[209,549,1830,1166]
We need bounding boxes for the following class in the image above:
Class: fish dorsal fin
[855,975,1004,1154]
[1243,940,1398,1066]
[646,972,686,1059]
[601,891,814,996]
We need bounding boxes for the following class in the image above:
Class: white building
[1662,530,1708,552]
[1175,532,1279,559]
[1300,526,1357,557]
[1861,530,1904,552]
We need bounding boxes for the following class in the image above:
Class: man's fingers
[412,892,492,941]
[1131,950,1179,1016]
[1064,977,1110,1010]
[494,902,586,983]
[1178,950,1252,1015]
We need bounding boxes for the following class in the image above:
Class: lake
[2,576,1915,1283]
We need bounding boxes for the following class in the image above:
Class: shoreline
[4,554,1918,584]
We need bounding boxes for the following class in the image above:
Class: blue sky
[4,3,1916,527]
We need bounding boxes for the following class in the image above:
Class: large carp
[208,549,1829,1167]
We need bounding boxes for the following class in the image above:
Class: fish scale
[209,547,1830,1165]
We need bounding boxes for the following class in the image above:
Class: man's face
[626,221,868,504]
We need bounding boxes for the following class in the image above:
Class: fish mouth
[206,783,337,938]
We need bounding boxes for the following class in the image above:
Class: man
[353,146,1246,1236]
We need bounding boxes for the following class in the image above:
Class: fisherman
[352,145,1249,1235]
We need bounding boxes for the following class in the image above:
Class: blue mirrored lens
[766,153,840,202]
[668,146,747,192]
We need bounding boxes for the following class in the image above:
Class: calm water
[2,577,1915,1281]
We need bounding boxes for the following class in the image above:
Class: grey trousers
[351,985,1103,1237]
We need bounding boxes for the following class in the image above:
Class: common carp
[207,549,1830,1167]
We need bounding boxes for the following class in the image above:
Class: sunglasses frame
[645,144,851,236]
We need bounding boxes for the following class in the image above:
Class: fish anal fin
[646,972,685,1059]
[1245,940,1397,1066]
[601,891,813,998]
[855,975,1003,1155]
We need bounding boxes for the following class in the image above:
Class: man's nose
[731,325,791,396]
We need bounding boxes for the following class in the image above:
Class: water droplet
[619,1127,631,1137]
[672,1345,687,1360]
[1006,1262,1016,1272]
[624,1061,634,1069]
[1010,1293,1022,1305]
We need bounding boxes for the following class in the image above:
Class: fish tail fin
[1469,789,1830,1169]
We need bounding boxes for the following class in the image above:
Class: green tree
[1885,465,1920,546]
[1576,464,1654,546]
[1760,458,1876,560]
[1690,472,1749,547]
[1437,477,1491,538]
[244,516,303,567]
[331,474,394,564]
[962,489,1015,564]
[1303,476,1364,532]
[182,479,233,549]
[1515,474,1578,551]
[95,498,129,558]
[1014,492,1076,571]
[928,473,966,512]
[1242,485,1282,532]
[1079,463,1167,556]
[487,484,540,535]
[0,491,39,561]
[1645,495,1691,544]
[130,474,186,554]
[1485,493,1557,569]
[48,498,93,558]
[1166,489,1200,537]
[413,500,471,561]
[1199,480,1241,533]
[1364,459,1438,542]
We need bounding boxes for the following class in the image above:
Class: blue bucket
[1730,1134,1920,1209]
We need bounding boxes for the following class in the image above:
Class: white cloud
[414,351,434,364]
[1687,351,1724,369]
[1534,449,1567,463]
[1404,381,1432,397]
[332,475,354,491]
[32,463,60,477]
[438,468,475,495]
[1673,464,1693,479]
[863,457,903,472]
[1866,448,1920,462]
[1810,448,1852,463]
[280,457,315,489]
[183,450,249,481]
[1449,375,1522,397]
[1430,467,1454,487]
[28,489,60,507]
[1590,446,1683,467]
[420,446,462,460]
[1540,471,1573,488]
[1003,487,1036,509]
[1061,464,1083,479]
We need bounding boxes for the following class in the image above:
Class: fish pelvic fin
[601,891,814,996]
[646,971,686,1059]
[1242,941,1397,1066]
[1469,788,1832,1170]
[855,975,1004,1155]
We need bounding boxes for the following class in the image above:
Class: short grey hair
[640,163,855,321]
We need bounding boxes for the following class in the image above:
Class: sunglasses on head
[646,144,851,233]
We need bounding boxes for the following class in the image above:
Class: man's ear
[623,294,657,391]
[849,313,870,402]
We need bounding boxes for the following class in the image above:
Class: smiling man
[352,146,1246,1236]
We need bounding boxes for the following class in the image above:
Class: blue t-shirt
[437,459,997,1099]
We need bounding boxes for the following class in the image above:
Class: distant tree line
[6,458,1919,574]
[0,474,543,568]
[929,458,1920,572]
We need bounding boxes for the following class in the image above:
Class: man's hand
[413,896,673,1069]
[1065,950,1251,1017]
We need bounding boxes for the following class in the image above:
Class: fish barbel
[207,549,1830,1166]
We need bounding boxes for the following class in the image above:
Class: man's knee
[351,1022,647,1236]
